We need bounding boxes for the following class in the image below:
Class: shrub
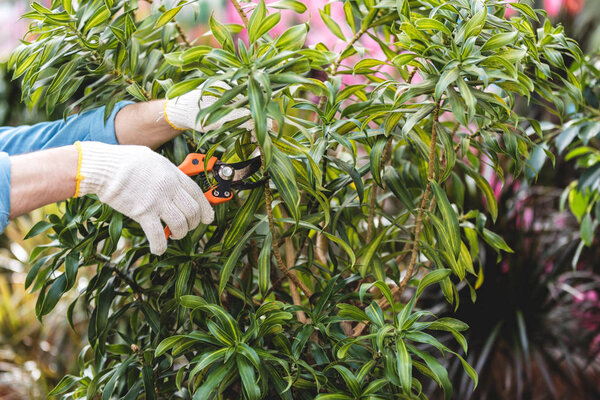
[15,0,581,398]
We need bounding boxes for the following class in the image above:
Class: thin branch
[175,22,192,47]
[286,238,308,323]
[143,0,191,48]
[353,103,441,337]
[261,153,313,298]
[396,103,441,294]
[366,137,393,242]
[230,0,249,26]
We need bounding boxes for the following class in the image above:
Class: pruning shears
[164,153,265,238]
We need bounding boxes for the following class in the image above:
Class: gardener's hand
[77,141,214,255]
[164,80,255,133]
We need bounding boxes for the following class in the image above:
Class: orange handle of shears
[164,154,232,239]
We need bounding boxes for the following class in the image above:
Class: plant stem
[261,153,313,298]
[353,103,441,337]
[366,137,393,243]
[396,103,440,293]
[230,0,249,26]
[286,238,308,323]
[144,0,191,47]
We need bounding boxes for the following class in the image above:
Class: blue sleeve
[0,101,133,156]
[0,101,134,233]
[0,153,10,232]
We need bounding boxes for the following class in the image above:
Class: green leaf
[509,2,540,22]
[84,5,110,31]
[193,359,234,400]
[403,104,436,136]
[396,339,412,391]
[275,24,307,51]
[415,18,452,36]
[258,233,272,296]
[430,180,460,258]
[332,365,361,398]
[482,228,513,253]
[337,303,368,322]
[384,168,416,211]
[248,76,271,166]
[481,31,519,52]
[155,6,183,28]
[408,345,452,400]
[322,231,356,267]
[142,364,156,400]
[237,355,261,400]
[458,161,498,222]
[103,355,135,400]
[64,252,79,290]
[269,0,307,13]
[314,395,353,400]
[39,274,67,317]
[370,137,387,188]
[344,1,356,33]
[416,269,451,297]
[48,375,79,395]
[209,13,234,53]
[461,7,487,40]
[155,336,183,358]
[435,67,459,100]
[180,295,207,309]
[269,148,300,223]
[223,188,263,250]
[109,212,122,248]
[359,228,389,277]
[456,78,476,122]
[581,213,594,246]
[126,82,148,101]
[25,220,53,239]
[255,12,281,42]
[47,60,78,96]
[219,224,259,295]
[166,78,204,99]
[248,0,266,43]
[319,9,346,41]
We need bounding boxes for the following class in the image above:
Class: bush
[15,0,581,398]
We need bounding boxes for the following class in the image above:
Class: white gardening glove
[164,80,254,132]
[75,141,214,255]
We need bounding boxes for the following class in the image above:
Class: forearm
[9,145,78,218]
[114,100,181,149]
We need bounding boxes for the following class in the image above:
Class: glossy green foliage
[16,0,581,398]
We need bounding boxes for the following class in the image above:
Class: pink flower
[504,0,518,17]
[565,0,585,15]
[544,0,563,17]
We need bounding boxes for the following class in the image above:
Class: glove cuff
[164,94,199,131]
[77,141,123,196]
